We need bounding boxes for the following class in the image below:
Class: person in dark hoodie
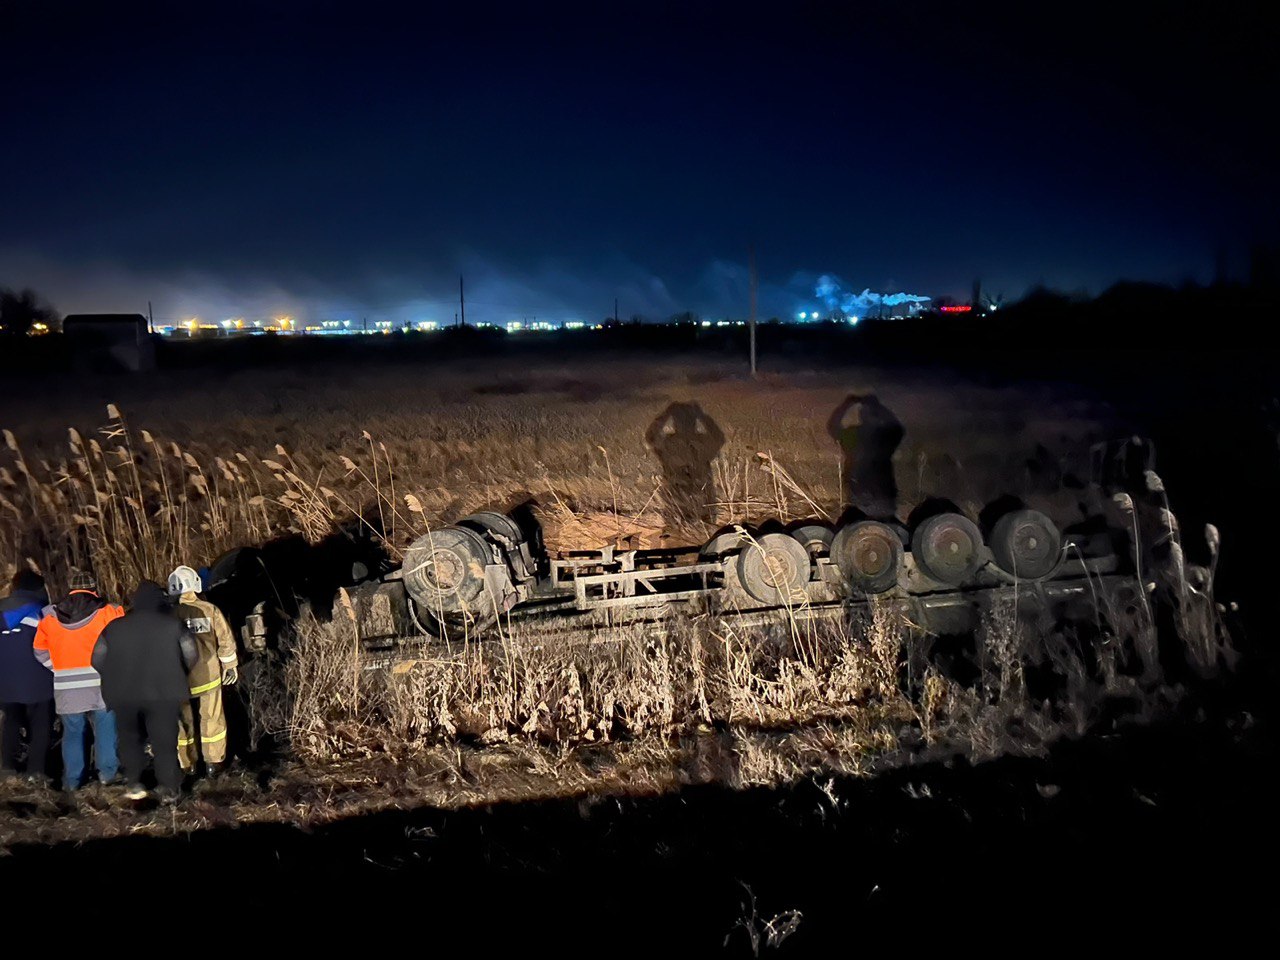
[92,580,197,802]
[32,569,124,789]
[1,571,55,782]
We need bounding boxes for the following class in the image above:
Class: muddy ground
[2,689,1271,951]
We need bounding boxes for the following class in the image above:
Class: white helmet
[168,565,202,597]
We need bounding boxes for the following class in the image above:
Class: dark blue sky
[2,1,1274,324]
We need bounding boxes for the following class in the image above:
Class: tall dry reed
[257,603,915,763]
[0,406,418,597]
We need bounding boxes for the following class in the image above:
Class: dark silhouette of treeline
[2,275,1274,387]
[0,286,57,337]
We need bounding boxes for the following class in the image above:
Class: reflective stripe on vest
[54,677,103,690]
[53,666,101,690]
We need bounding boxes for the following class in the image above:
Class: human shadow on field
[827,394,904,519]
[646,402,725,532]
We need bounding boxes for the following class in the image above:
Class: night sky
[2,1,1274,325]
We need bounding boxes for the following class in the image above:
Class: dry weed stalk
[274,598,918,766]
[1,407,428,597]
[265,603,910,764]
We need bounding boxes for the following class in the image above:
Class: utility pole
[614,297,619,324]
[147,300,154,334]
[749,245,758,378]
[459,275,466,328]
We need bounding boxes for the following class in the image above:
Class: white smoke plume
[813,274,931,316]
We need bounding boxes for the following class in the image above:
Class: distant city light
[147,299,943,340]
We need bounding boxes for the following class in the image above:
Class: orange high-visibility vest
[33,600,123,671]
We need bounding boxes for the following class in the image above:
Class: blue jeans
[61,709,118,788]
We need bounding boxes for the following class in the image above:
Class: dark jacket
[0,587,53,704]
[53,589,111,625]
[92,582,198,706]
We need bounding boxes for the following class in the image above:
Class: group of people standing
[0,565,238,803]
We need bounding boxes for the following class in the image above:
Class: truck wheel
[791,524,835,556]
[911,513,985,586]
[832,520,903,594]
[990,509,1061,580]
[402,526,492,613]
[737,532,812,605]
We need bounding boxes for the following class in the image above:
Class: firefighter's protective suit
[168,566,238,771]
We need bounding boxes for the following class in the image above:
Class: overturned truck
[222,438,1221,682]
[389,508,1131,638]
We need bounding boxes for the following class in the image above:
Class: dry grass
[0,403,837,597]
[1,557,1203,850]
[254,603,913,765]
[1,358,1115,596]
[3,358,1221,847]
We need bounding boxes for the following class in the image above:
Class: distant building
[61,314,156,372]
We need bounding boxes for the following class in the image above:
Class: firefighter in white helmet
[167,565,238,773]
